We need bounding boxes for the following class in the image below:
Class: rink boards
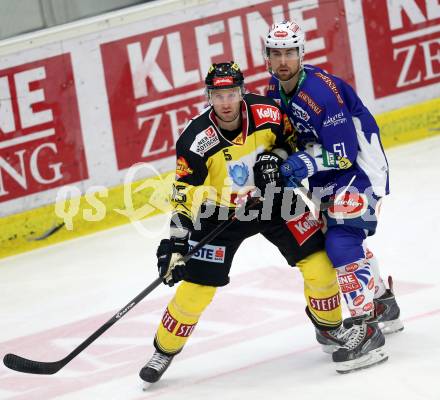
[0,0,439,258]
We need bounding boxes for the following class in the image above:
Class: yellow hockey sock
[297,250,342,330]
[154,281,216,354]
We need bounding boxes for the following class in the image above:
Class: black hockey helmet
[205,62,244,90]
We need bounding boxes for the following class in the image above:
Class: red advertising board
[0,54,88,202]
[363,0,440,98]
[101,0,353,169]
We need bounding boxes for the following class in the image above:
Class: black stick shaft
[3,199,258,375]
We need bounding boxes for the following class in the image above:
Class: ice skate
[139,350,174,390]
[344,276,403,335]
[374,276,404,334]
[315,324,351,354]
[332,316,388,373]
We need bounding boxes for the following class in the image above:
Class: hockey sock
[297,250,342,330]
[336,258,375,317]
[154,281,216,355]
[364,247,386,298]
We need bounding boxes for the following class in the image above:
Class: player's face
[209,87,242,122]
[268,48,300,81]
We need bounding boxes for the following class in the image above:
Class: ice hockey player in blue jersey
[264,20,403,373]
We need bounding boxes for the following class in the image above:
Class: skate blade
[141,381,153,391]
[379,319,404,335]
[321,344,337,354]
[335,347,388,374]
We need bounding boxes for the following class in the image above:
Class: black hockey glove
[253,151,284,194]
[157,236,189,287]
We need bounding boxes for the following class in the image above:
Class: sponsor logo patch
[323,111,347,127]
[291,102,310,121]
[251,104,281,127]
[363,302,374,312]
[283,114,294,136]
[315,72,344,105]
[297,91,322,115]
[286,211,323,246]
[365,248,374,259]
[176,156,193,178]
[353,295,365,307]
[175,322,197,337]
[338,272,362,293]
[188,241,226,263]
[368,277,375,290]
[228,162,249,186]
[345,263,359,273]
[327,193,368,219]
[162,308,178,333]
[190,126,220,156]
[213,77,234,86]
[274,30,288,38]
[309,293,340,311]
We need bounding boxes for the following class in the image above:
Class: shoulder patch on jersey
[314,72,344,105]
[190,126,220,156]
[176,156,193,178]
[291,102,310,121]
[298,91,323,115]
[250,104,281,128]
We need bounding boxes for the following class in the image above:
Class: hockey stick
[286,175,357,212]
[3,198,260,375]
[286,176,328,211]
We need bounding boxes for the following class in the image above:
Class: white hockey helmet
[265,20,305,65]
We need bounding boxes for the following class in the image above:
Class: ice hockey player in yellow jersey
[139,62,346,387]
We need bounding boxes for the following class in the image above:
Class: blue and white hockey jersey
[267,65,389,199]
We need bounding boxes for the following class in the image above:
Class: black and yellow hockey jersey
[171,92,295,231]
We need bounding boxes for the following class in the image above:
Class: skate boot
[139,350,174,389]
[343,276,404,334]
[374,276,404,334]
[332,316,388,374]
[315,324,352,354]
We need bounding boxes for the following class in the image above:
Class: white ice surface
[1,136,440,400]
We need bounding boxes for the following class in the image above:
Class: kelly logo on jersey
[250,104,281,127]
[286,211,323,246]
[188,241,226,263]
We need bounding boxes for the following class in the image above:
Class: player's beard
[276,64,301,82]
[214,108,241,123]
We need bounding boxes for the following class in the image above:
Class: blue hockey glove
[280,152,318,187]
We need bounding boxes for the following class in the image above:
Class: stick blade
[3,353,62,375]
